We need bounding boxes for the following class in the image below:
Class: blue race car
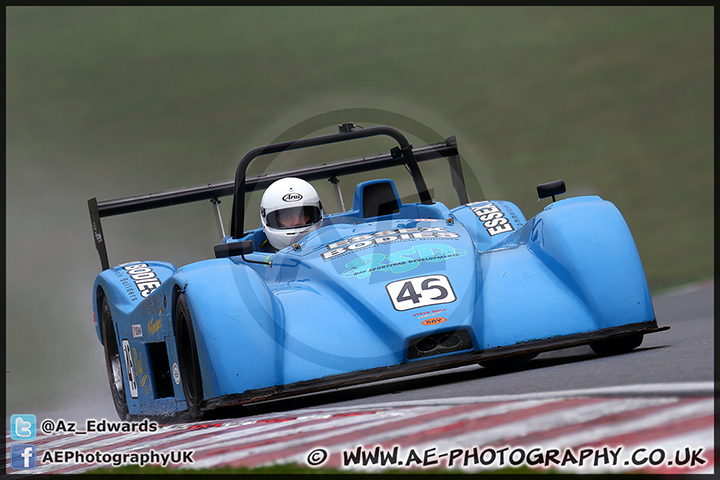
[88,124,669,420]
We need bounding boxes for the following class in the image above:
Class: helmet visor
[266,206,322,229]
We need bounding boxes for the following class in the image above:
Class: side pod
[170,260,281,401]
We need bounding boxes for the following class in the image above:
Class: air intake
[407,329,473,360]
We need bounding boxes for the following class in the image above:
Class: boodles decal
[322,227,460,261]
[123,263,162,298]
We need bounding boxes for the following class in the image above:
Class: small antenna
[338,122,363,133]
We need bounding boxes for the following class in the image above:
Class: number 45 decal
[386,275,457,311]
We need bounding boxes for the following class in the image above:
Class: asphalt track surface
[6,280,714,474]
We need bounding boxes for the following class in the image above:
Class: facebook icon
[11,444,37,470]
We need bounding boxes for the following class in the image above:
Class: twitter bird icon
[11,414,36,440]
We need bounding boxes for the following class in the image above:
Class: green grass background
[5,4,713,445]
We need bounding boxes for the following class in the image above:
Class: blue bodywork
[90,128,664,420]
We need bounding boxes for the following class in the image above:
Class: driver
[260,177,323,252]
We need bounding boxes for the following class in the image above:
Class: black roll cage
[88,124,468,271]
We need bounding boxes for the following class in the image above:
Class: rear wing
[89,126,467,271]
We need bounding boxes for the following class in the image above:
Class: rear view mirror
[537,180,566,202]
[214,240,254,258]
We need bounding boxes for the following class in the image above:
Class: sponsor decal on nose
[421,317,447,326]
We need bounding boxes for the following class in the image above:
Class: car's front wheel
[590,333,643,357]
[100,294,130,421]
[175,293,204,420]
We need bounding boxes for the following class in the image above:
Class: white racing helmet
[260,177,323,250]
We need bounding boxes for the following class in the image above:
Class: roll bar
[229,125,431,238]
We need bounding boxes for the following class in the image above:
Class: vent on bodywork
[407,329,473,360]
[148,342,174,399]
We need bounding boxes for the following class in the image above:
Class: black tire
[590,333,643,357]
[175,293,204,420]
[101,295,130,421]
[479,353,538,370]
